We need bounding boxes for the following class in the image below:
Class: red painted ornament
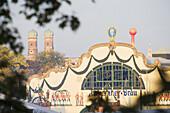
[129,28,137,35]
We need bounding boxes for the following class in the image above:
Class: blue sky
[11,0,170,57]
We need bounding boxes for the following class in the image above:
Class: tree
[21,68,35,79]
[0,46,30,112]
[22,51,65,78]
[36,51,65,68]
[0,0,94,53]
[0,46,29,79]
[0,71,30,113]
[24,60,41,78]
[27,60,41,74]
[36,51,65,75]
[0,0,94,112]
[84,91,114,113]
[23,51,65,77]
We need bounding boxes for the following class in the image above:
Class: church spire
[44,29,54,52]
[27,29,38,61]
[147,42,152,58]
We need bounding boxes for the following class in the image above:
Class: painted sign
[107,26,118,40]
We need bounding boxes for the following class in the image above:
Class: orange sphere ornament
[129,28,137,35]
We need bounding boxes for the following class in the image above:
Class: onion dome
[28,29,38,36]
[44,29,54,36]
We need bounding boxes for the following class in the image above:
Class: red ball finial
[129,28,137,35]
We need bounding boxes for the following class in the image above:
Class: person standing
[152,91,156,106]
[46,90,50,100]
[51,93,55,105]
[75,92,79,106]
[56,92,60,105]
[80,92,84,106]
[67,92,71,105]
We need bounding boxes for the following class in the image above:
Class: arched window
[81,62,145,90]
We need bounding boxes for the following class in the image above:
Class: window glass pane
[82,63,144,90]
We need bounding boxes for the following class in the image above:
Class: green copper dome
[28,30,38,36]
[44,29,54,36]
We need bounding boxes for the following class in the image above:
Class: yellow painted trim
[27,41,170,86]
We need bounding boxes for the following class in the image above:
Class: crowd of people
[30,89,85,107]
[75,92,84,106]
[50,91,71,105]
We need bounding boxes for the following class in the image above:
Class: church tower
[44,29,54,52]
[27,30,38,61]
[147,42,152,58]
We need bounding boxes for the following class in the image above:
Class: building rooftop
[147,57,170,68]
[152,47,170,54]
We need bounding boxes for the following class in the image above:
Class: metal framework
[82,62,145,90]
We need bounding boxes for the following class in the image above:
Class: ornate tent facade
[27,27,170,113]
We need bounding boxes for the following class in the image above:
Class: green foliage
[85,91,114,113]
[0,0,92,53]
[0,71,30,113]
[0,0,92,112]
[0,46,28,79]
[27,60,41,73]
[22,60,41,79]
[24,51,65,77]
[36,51,65,68]
[0,0,23,54]
[0,46,30,112]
